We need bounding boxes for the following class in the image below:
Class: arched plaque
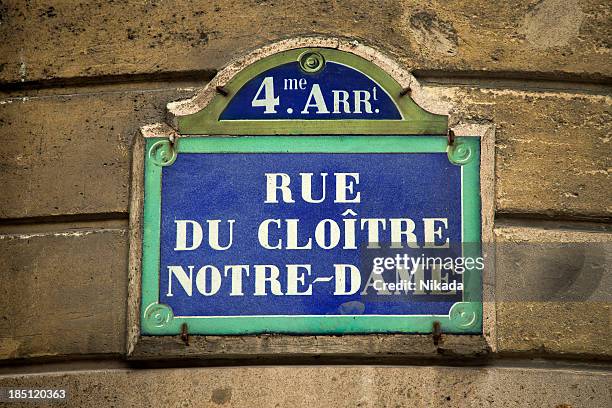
[130,44,486,348]
[174,48,447,135]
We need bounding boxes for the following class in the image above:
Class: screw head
[447,141,473,165]
[149,140,177,166]
[299,51,325,73]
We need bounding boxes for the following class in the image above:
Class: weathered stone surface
[0,227,127,360]
[495,223,612,356]
[0,365,610,407]
[425,86,611,219]
[1,221,610,361]
[0,0,609,84]
[0,87,193,219]
[2,84,609,220]
[468,89,610,219]
[131,334,489,361]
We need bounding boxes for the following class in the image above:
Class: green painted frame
[177,47,448,135]
[140,135,482,335]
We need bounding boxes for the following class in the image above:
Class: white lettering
[224,265,250,296]
[286,264,312,295]
[332,90,350,113]
[334,264,361,295]
[301,84,330,114]
[195,265,222,296]
[254,265,284,296]
[424,218,449,248]
[174,220,203,251]
[335,173,361,203]
[166,265,193,296]
[265,173,295,203]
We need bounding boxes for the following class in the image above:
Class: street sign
[138,48,483,336]
[219,54,401,120]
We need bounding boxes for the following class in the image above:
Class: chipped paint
[0,229,126,240]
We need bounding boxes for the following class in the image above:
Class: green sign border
[176,47,448,136]
[140,135,482,335]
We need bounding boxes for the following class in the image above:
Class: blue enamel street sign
[140,48,483,336]
[220,61,402,120]
[162,151,463,317]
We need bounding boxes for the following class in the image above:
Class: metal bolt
[215,85,229,96]
[432,321,442,346]
[400,86,411,97]
[298,51,325,73]
[181,322,189,346]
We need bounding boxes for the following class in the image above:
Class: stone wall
[0,1,610,406]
